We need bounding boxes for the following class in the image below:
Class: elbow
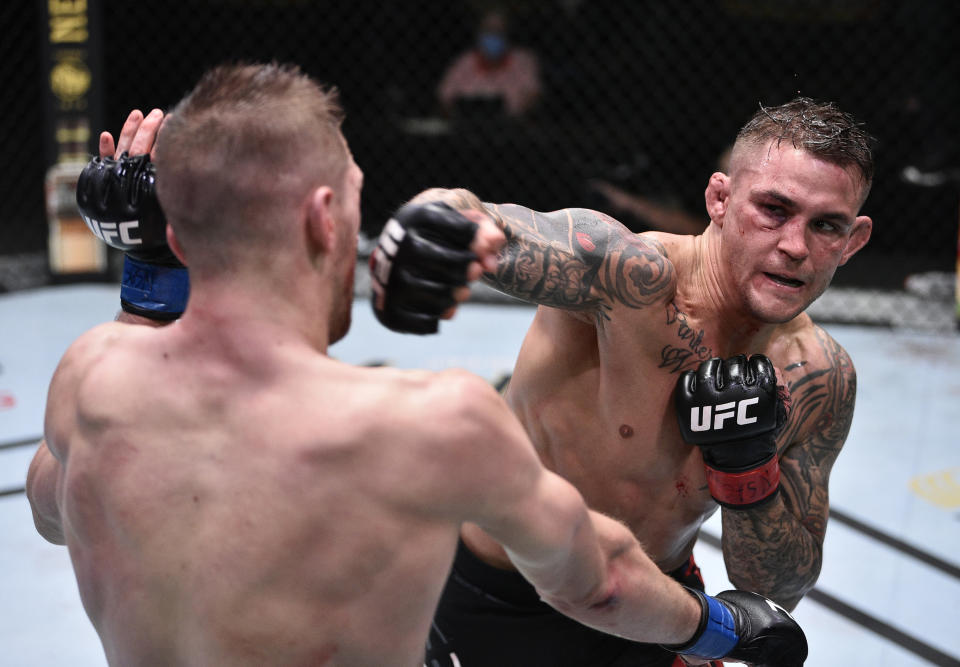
[30,505,67,546]
[26,446,66,545]
[727,561,821,612]
[543,580,620,619]
[553,529,634,615]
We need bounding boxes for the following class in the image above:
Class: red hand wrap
[704,457,780,508]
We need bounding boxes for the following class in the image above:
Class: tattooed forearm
[721,503,822,610]
[406,190,675,312]
[720,328,856,608]
[483,203,674,313]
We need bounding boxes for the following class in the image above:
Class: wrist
[704,455,780,509]
[663,587,738,660]
[120,255,190,320]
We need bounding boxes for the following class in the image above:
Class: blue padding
[684,594,739,659]
[120,256,190,316]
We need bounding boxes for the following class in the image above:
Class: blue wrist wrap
[120,256,190,320]
[684,593,739,659]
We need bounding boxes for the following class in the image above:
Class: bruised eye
[812,219,840,234]
[762,204,786,220]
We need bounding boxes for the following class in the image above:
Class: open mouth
[764,272,804,288]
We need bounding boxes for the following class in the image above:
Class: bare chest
[508,324,721,566]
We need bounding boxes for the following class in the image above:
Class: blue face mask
[478,32,507,60]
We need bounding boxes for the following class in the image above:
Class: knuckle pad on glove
[697,357,722,389]
[403,202,479,249]
[371,201,480,334]
[675,355,781,445]
[391,273,457,315]
[401,236,474,284]
[722,354,748,387]
[375,306,438,335]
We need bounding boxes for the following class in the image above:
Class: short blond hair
[156,62,347,268]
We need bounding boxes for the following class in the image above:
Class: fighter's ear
[839,215,872,266]
[705,172,730,226]
[166,224,186,265]
[306,185,336,254]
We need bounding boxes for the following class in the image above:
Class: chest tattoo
[659,302,715,373]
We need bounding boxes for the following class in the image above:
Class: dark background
[3,0,959,297]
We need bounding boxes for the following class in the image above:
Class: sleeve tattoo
[481,203,673,318]
[722,328,856,606]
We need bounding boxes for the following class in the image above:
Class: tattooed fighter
[371,97,873,666]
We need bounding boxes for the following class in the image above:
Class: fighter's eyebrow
[757,189,796,208]
[756,189,852,225]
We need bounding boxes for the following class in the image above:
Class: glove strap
[705,457,780,509]
[663,587,739,660]
[119,256,190,321]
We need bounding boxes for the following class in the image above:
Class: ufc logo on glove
[82,216,143,247]
[675,354,788,509]
[688,397,759,432]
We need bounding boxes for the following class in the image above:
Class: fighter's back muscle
[52,326,503,664]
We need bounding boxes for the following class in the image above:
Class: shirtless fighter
[26,63,806,666]
[372,97,873,665]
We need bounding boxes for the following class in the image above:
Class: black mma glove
[77,152,189,320]
[369,201,478,334]
[675,354,789,509]
[664,587,808,666]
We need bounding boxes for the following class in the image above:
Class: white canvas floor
[1,284,958,666]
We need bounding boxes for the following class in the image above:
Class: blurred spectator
[437,8,542,119]
[589,146,732,235]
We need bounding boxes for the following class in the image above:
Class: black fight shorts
[424,540,722,667]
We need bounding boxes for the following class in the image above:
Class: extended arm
[407,188,674,318]
[479,461,701,644]
[449,374,806,663]
[720,332,855,609]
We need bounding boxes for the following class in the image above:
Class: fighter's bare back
[43,317,488,666]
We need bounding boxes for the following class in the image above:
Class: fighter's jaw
[741,272,817,323]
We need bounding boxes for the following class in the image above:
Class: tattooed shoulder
[487,205,675,314]
[779,325,857,456]
[638,232,669,258]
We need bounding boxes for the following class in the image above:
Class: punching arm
[403,188,675,319]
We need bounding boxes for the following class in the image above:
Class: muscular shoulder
[44,322,131,457]
[640,230,697,277]
[398,369,530,458]
[51,322,131,392]
[772,318,856,386]
[361,367,541,519]
[770,318,857,452]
